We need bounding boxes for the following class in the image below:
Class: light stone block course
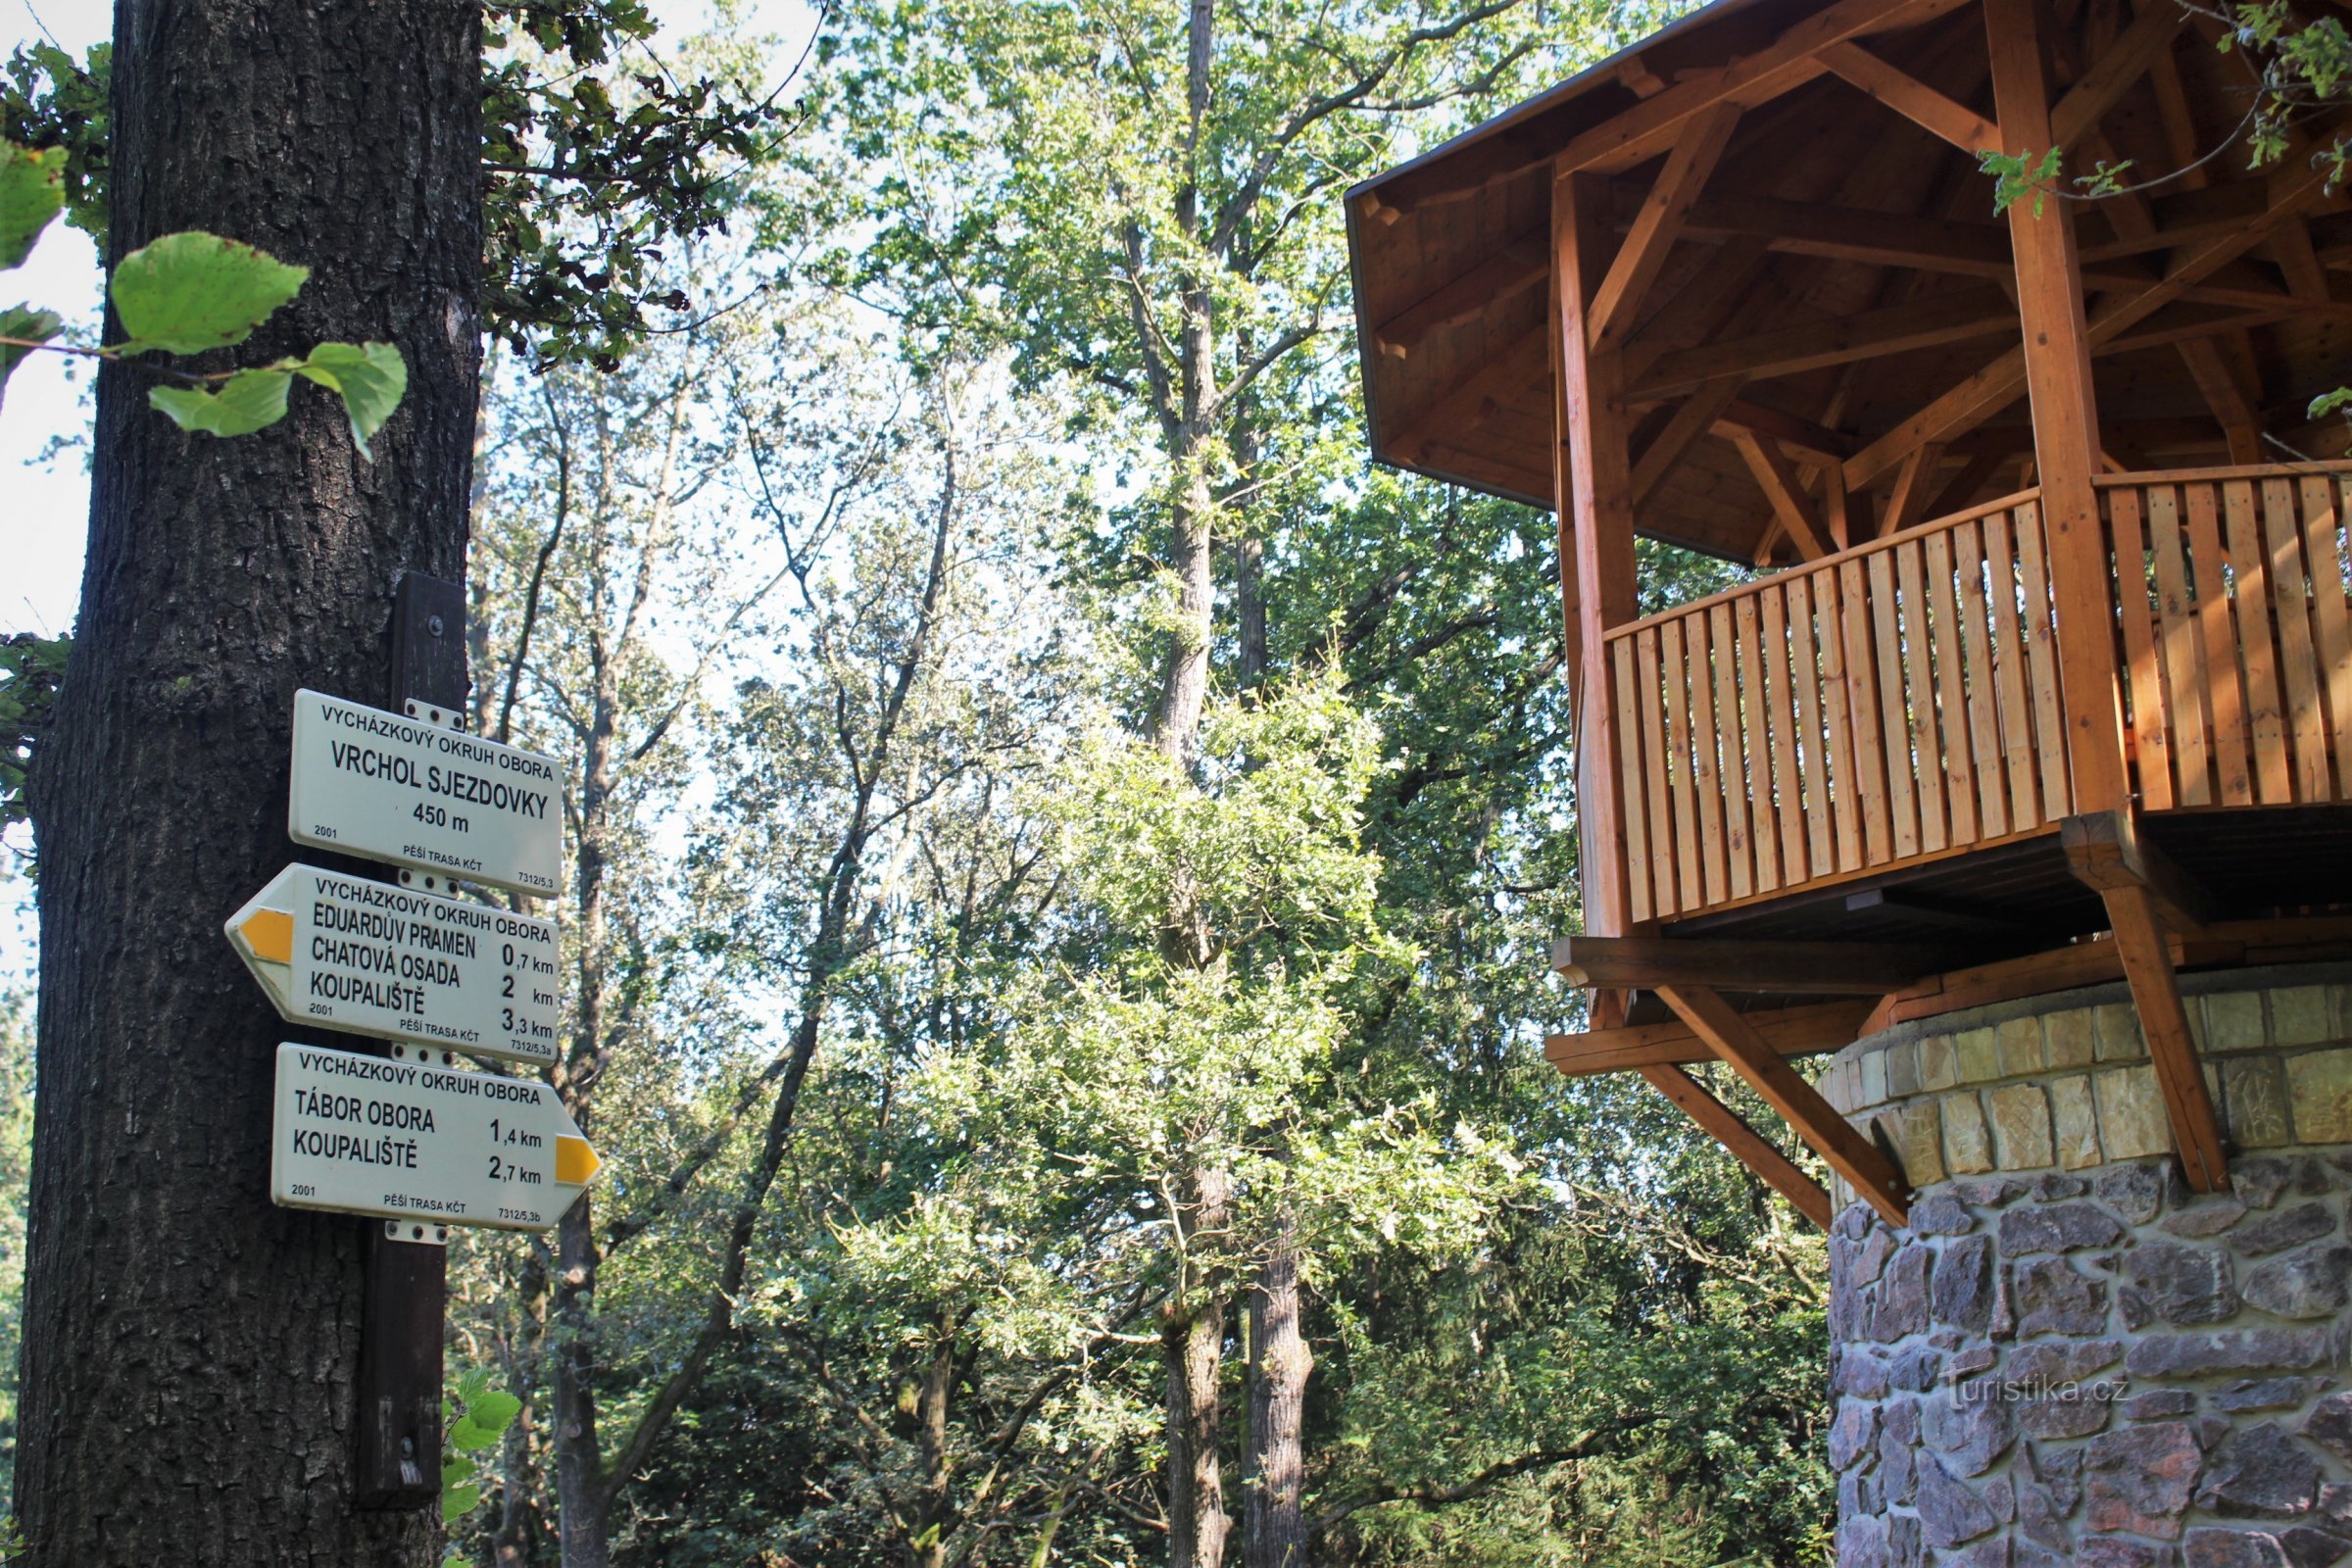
[2206,989,2266,1053]
[2287,1048,2352,1144]
[1996,1015,2043,1077]
[1891,1101,1942,1187]
[1987,1082,2052,1169]
[2273,985,2329,1048]
[2043,1006,2095,1069]
[2095,1001,2143,1061]
[1956,1026,1999,1082]
[1860,1048,1886,1107]
[1943,1093,1993,1175]
[2224,1056,2291,1149]
[1885,1041,1919,1099]
[1919,1034,1957,1092]
[2050,1074,2100,1170]
[2094,1065,2172,1159]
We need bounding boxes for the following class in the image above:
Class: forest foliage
[0,0,1858,1562]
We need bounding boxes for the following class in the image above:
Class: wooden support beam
[2103,885,2232,1192]
[1374,237,1545,360]
[1633,376,1746,502]
[1551,933,1970,993]
[1730,429,1834,560]
[1656,984,1911,1224]
[1882,441,1945,535]
[1820,40,2002,151]
[1987,0,2129,815]
[1921,447,2007,520]
[1844,886,2053,938]
[1553,170,1640,936]
[2061,808,2214,936]
[1548,998,1877,1074]
[1843,133,2352,493]
[1715,400,1855,466]
[1552,0,1971,177]
[1379,0,1966,215]
[2047,0,2192,148]
[1588,103,1741,351]
[1634,286,2016,399]
[1637,1064,1837,1228]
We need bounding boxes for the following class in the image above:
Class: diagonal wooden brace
[2063,809,2230,1192]
[1656,984,1912,1226]
[1637,1063,1835,1228]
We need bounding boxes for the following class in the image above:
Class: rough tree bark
[18,1,482,1563]
[1165,1166,1233,1568]
[1244,1222,1310,1568]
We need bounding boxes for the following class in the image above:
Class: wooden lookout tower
[1346,0,2352,1231]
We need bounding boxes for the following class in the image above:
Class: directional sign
[225,864,561,1066]
[270,1043,600,1233]
[288,689,564,897]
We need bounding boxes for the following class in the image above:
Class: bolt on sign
[287,688,564,897]
[271,1043,600,1233]
[225,863,561,1066]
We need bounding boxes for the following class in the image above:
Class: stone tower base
[1818,962,2352,1566]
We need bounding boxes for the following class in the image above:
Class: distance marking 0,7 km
[225,863,561,1065]
[270,1043,600,1233]
[287,688,564,896]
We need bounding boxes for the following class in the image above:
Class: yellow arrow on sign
[556,1135,601,1187]
[239,907,295,965]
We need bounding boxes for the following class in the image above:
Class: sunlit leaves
[0,139,62,268]
[110,231,310,355]
[291,341,409,457]
[148,366,294,437]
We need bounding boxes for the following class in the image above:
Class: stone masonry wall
[1818,963,2352,1566]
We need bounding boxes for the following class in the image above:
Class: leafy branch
[1,140,407,453]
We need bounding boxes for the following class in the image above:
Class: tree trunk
[1165,1166,1231,1568]
[552,1192,610,1568]
[18,1,482,1562]
[1245,1221,1310,1568]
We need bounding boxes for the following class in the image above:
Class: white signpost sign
[287,688,564,897]
[271,1042,600,1233]
[225,863,561,1066]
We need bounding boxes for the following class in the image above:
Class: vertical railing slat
[2107,484,2173,810]
[1611,636,1654,925]
[2304,477,2352,799]
[1952,518,2009,838]
[1788,573,1838,878]
[1895,542,1944,853]
[1661,616,1702,911]
[2187,482,2254,804]
[2223,478,2292,803]
[1839,557,1892,863]
[2012,501,2072,816]
[1925,527,1979,843]
[1735,595,1781,894]
[1711,603,1754,901]
[1761,583,1809,882]
[2149,485,2211,806]
[2259,477,2330,803]
[1984,508,2043,829]
[1816,565,1866,873]
[1635,627,1679,917]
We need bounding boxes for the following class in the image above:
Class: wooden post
[1985,0,2130,813]
[1553,168,1641,937]
[355,570,459,1509]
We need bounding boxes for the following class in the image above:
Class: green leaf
[2311,387,2352,420]
[148,367,292,437]
[447,1413,502,1453]
[440,1457,473,1490]
[465,1389,522,1437]
[440,1482,480,1524]
[291,341,406,460]
[110,231,307,354]
[0,303,63,407]
[0,142,65,269]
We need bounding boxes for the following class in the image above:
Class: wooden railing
[2100,466,2352,812]
[1604,490,2075,923]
